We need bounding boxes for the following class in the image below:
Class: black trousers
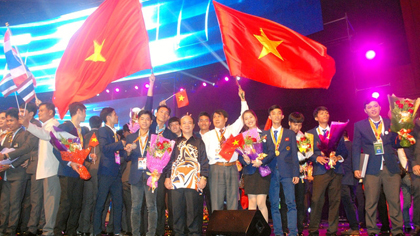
[308,170,342,234]
[54,176,84,236]
[341,184,359,230]
[355,182,365,225]
[171,189,203,236]
[156,175,172,235]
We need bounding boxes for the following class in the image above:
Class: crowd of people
[0,74,420,236]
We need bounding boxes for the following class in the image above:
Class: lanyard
[215,128,226,144]
[271,128,283,156]
[369,117,384,141]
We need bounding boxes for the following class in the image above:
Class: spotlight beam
[178,71,215,86]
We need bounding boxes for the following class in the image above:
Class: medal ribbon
[271,128,283,155]
[369,119,383,141]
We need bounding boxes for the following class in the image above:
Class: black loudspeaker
[206,210,271,236]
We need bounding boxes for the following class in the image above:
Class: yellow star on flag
[85,40,106,62]
[92,137,98,142]
[254,28,284,61]
[232,140,239,146]
[178,95,185,101]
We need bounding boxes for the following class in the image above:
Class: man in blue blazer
[125,110,156,236]
[263,105,299,236]
[143,74,177,236]
[53,102,89,236]
[307,106,348,236]
[353,100,404,236]
[93,107,128,236]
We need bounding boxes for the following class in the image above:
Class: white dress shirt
[202,101,248,165]
[27,118,60,180]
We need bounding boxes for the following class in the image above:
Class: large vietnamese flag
[54,0,152,119]
[213,1,335,89]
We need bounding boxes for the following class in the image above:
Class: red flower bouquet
[388,94,420,147]
[146,134,175,192]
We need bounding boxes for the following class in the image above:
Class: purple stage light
[115,88,120,92]
[106,89,110,93]
[202,82,207,87]
[224,76,229,82]
[372,92,380,99]
[366,50,376,60]
[134,85,139,90]
[145,83,150,89]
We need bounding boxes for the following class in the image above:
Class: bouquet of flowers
[146,134,175,192]
[50,127,92,180]
[388,94,420,147]
[297,132,314,157]
[235,128,271,177]
[317,121,349,170]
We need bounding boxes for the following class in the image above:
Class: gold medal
[271,128,283,157]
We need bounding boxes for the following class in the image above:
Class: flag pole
[164,94,176,102]
[14,92,19,108]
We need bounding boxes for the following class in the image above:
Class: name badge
[373,141,384,155]
[115,153,121,165]
[138,158,147,170]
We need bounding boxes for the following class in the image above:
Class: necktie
[323,129,327,136]
[219,128,226,145]
[374,121,381,129]
[274,130,278,142]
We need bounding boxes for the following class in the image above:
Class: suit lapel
[363,119,377,142]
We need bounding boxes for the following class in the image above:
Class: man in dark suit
[263,105,299,236]
[125,110,155,236]
[340,130,360,235]
[407,119,420,236]
[307,106,348,236]
[78,116,102,236]
[53,102,90,236]
[0,108,34,236]
[19,103,44,236]
[194,111,212,217]
[143,74,177,235]
[353,100,404,236]
[93,107,128,236]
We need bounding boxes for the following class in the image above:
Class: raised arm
[229,88,249,135]
[145,74,155,112]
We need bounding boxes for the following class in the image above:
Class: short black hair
[157,105,171,115]
[89,116,102,129]
[213,109,228,119]
[39,102,56,116]
[69,102,86,117]
[363,99,381,109]
[288,112,304,123]
[343,130,349,138]
[198,111,211,120]
[268,105,282,115]
[19,102,38,116]
[100,107,115,123]
[138,110,153,120]
[6,108,19,120]
[168,116,180,126]
[313,106,328,118]
[123,124,130,133]
[0,110,7,116]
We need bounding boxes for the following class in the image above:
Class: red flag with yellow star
[54,0,152,119]
[219,134,244,162]
[88,132,99,147]
[213,1,335,89]
[175,90,189,108]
